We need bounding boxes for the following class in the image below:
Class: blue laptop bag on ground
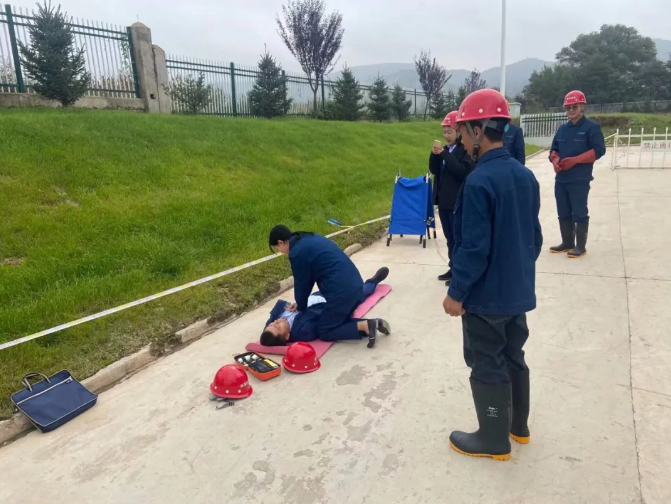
[11,371,98,433]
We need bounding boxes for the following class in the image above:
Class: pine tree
[19,1,90,107]
[445,90,457,111]
[456,85,468,108]
[429,92,449,119]
[170,73,213,114]
[366,75,391,122]
[332,65,365,121]
[390,85,412,121]
[248,52,292,118]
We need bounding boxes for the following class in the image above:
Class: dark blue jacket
[551,116,606,182]
[429,139,475,210]
[265,297,325,342]
[288,233,363,312]
[504,123,526,165]
[448,147,542,315]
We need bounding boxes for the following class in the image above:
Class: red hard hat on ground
[456,89,510,124]
[210,364,253,399]
[282,342,321,374]
[441,111,459,127]
[564,90,586,106]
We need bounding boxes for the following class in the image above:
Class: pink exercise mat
[245,284,392,357]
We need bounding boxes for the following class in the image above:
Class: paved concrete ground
[1,153,670,504]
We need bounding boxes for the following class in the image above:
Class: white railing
[610,128,671,170]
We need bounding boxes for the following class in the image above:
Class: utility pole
[500,0,507,98]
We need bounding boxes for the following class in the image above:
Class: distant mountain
[654,38,671,61]
[344,58,553,97]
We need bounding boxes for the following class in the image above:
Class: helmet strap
[466,119,490,163]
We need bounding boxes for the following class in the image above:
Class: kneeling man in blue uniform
[266,226,391,349]
[442,89,543,461]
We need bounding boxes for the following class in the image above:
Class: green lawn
[526,144,543,156]
[0,110,459,418]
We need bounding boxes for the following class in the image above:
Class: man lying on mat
[267,225,392,348]
[260,266,391,349]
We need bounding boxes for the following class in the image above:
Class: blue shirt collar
[569,116,586,128]
[477,146,510,165]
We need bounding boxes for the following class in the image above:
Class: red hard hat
[210,364,253,399]
[456,89,510,124]
[564,90,586,106]
[282,342,321,374]
[441,111,459,127]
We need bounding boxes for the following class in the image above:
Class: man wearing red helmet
[548,90,606,258]
[442,89,543,461]
[429,111,475,285]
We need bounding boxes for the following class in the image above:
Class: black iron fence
[0,4,139,98]
[166,55,431,117]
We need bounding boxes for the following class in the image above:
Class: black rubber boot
[549,220,575,253]
[438,270,451,281]
[449,381,512,461]
[509,368,530,444]
[568,221,588,258]
[366,267,389,285]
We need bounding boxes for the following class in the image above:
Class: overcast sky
[12,0,670,71]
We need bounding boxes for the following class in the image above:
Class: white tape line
[0,215,390,352]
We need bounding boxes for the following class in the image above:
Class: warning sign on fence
[642,141,671,150]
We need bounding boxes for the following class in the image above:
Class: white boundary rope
[0,215,390,352]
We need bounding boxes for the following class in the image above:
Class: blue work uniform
[288,233,366,341]
[550,116,606,222]
[265,281,378,343]
[448,147,543,384]
[504,123,526,165]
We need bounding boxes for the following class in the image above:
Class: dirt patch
[0,257,24,267]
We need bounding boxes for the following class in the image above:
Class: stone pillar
[129,22,167,113]
[152,45,172,114]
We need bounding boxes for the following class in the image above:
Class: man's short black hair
[269,225,292,249]
[260,330,286,347]
[468,119,508,143]
[268,225,314,253]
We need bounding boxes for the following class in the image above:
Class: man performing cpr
[260,270,388,347]
[268,226,391,348]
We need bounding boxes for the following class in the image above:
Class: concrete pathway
[1,153,670,504]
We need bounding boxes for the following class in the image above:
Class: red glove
[549,151,561,173]
[559,149,597,171]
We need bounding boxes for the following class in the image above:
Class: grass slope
[0,110,473,417]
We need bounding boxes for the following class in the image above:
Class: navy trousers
[438,207,456,268]
[316,281,376,342]
[555,180,591,222]
[462,313,530,384]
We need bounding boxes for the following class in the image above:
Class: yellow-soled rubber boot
[449,381,512,461]
[509,367,530,444]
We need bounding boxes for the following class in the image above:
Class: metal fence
[520,112,567,138]
[166,55,431,117]
[549,100,671,114]
[0,4,138,98]
[610,128,671,170]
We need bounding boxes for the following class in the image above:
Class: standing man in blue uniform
[429,111,475,285]
[268,226,391,348]
[504,121,526,165]
[549,90,606,258]
[443,89,543,461]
